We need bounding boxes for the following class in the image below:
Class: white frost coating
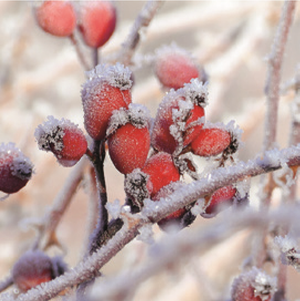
[85,63,133,91]
[191,198,205,215]
[107,104,151,136]
[0,143,33,181]
[182,78,208,107]
[106,199,122,219]
[274,235,298,253]
[137,223,155,244]
[253,269,277,301]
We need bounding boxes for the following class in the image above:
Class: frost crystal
[0,142,33,181]
[183,78,208,106]
[191,198,205,215]
[106,199,122,219]
[84,63,133,91]
[137,224,155,244]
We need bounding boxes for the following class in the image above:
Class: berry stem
[116,0,164,65]
[69,33,91,71]
[92,47,99,67]
[0,276,13,293]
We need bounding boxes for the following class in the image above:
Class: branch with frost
[115,0,164,66]
[88,206,300,301]
[2,145,300,301]
[264,0,296,151]
[31,158,87,251]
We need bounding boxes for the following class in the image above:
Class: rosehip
[151,79,207,154]
[201,185,236,218]
[231,268,276,301]
[12,251,53,292]
[0,143,33,194]
[107,105,151,174]
[34,1,76,37]
[191,127,231,157]
[142,152,180,197]
[35,116,88,167]
[154,44,206,90]
[78,1,117,48]
[82,63,132,141]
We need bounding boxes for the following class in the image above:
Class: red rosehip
[34,1,76,37]
[154,44,206,90]
[191,127,231,157]
[201,185,236,218]
[35,116,88,167]
[78,1,116,48]
[151,80,207,154]
[231,268,276,301]
[12,251,53,292]
[142,152,180,197]
[107,105,151,174]
[82,63,132,141]
[0,143,33,194]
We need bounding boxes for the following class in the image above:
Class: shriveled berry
[82,63,132,141]
[35,116,88,167]
[78,1,116,48]
[12,251,53,292]
[191,128,231,157]
[231,268,276,301]
[155,44,206,90]
[34,1,76,37]
[142,152,180,197]
[0,143,33,194]
[201,185,236,218]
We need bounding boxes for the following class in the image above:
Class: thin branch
[0,276,13,294]
[69,34,91,71]
[115,0,164,66]
[4,144,300,301]
[32,158,88,251]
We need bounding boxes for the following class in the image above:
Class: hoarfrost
[191,198,205,215]
[183,78,208,106]
[137,223,155,244]
[106,199,122,219]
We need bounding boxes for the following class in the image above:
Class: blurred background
[0,1,300,300]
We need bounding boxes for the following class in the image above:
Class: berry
[0,143,33,194]
[35,116,88,167]
[151,79,207,154]
[142,152,180,197]
[231,268,276,301]
[12,251,53,292]
[154,44,206,90]
[107,105,151,174]
[191,127,231,157]
[201,185,236,218]
[78,1,117,48]
[34,1,76,37]
[82,63,132,141]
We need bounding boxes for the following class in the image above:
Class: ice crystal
[137,223,155,244]
[191,198,205,215]
[182,78,208,107]
[106,199,122,219]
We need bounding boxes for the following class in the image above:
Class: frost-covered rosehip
[12,251,53,292]
[107,104,150,174]
[151,79,207,154]
[231,268,276,301]
[201,185,237,218]
[0,143,33,194]
[82,63,132,141]
[142,152,180,197]
[154,44,207,90]
[78,1,116,48]
[34,1,76,37]
[35,116,88,167]
[191,127,231,157]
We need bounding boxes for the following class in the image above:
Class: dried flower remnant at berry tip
[34,116,87,167]
[231,267,276,301]
[0,143,33,194]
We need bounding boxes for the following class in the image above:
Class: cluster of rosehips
[0,0,250,296]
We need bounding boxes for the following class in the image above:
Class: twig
[69,34,91,71]
[4,144,300,301]
[0,276,13,294]
[32,158,88,251]
[115,0,164,66]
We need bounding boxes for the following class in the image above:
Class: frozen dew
[137,223,155,244]
[106,107,128,136]
[106,199,122,219]
[183,78,209,107]
[127,103,151,129]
